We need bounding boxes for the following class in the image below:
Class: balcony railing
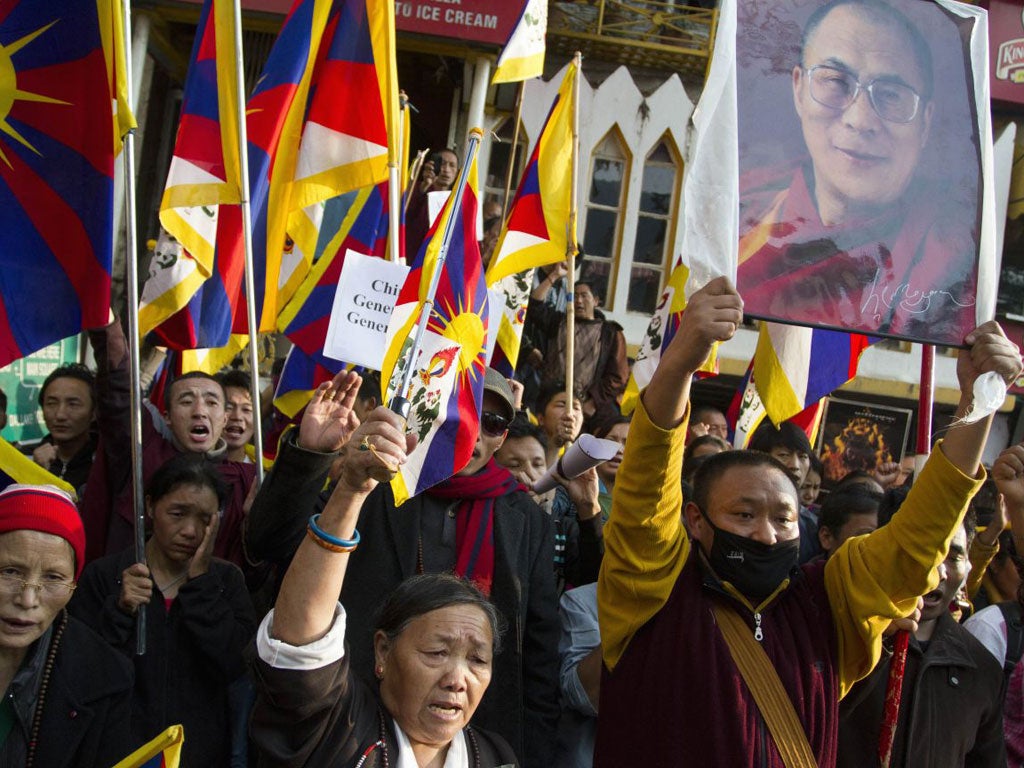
[546,1,717,78]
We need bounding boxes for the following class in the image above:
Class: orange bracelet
[306,524,358,553]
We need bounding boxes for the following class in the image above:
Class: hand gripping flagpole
[564,52,582,409]
[389,128,484,420]
[120,0,147,656]
[232,0,265,487]
[878,343,934,766]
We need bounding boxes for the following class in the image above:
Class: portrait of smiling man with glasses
[736,0,983,346]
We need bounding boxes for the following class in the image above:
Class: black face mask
[699,509,800,604]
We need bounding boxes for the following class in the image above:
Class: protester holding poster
[736,0,986,345]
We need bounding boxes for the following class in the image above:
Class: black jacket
[251,639,518,767]
[246,431,561,767]
[69,549,257,767]
[27,615,134,768]
[839,611,1006,767]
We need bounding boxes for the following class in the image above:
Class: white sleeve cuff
[256,603,348,670]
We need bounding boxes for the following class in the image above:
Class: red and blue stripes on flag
[0,0,128,367]
[383,145,489,503]
[240,0,394,335]
[278,182,390,357]
[142,0,242,346]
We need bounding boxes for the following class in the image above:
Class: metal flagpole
[878,343,934,767]
[564,52,582,409]
[390,128,484,419]
[232,0,264,486]
[120,0,147,656]
[500,81,525,222]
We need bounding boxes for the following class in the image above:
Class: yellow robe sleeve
[598,397,690,671]
[824,443,984,698]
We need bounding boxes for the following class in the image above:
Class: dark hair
[691,450,797,514]
[748,421,812,456]
[505,415,548,451]
[818,487,881,536]
[962,505,978,548]
[593,414,631,440]
[683,435,732,483]
[357,370,381,406]
[0,386,7,414]
[146,454,227,509]
[692,404,726,424]
[39,364,96,407]
[807,453,823,478]
[375,573,505,653]
[535,381,576,415]
[575,280,602,302]
[834,469,882,492]
[215,369,252,396]
[169,371,225,400]
[801,0,934,102]
[877,485,910,527]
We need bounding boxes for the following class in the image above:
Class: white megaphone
[532,434,621,494]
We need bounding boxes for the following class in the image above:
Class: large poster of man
[735,0,993,346]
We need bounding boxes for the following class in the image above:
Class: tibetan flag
[726,363,825,449]
[274,182,390,416]
[621,259,717,415]
[112,724,183,768]
[485,60,575,287]
[0,0,133,368]
[140,0,242,340]
[382,142,488,505]
[486,269,532,379]
[491,0,547,84]
[278,182,389,355]
[273,344,343,418]
[243,0,395,334]
[0,438,75,498]
[752,323,873,426]
[236,0,331,334]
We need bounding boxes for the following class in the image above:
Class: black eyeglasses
[480,411,511,437]
[804,64,922,124]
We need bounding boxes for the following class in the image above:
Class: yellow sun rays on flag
[432,296,486,379]
[0,20,70,168]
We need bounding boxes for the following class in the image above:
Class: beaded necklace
[25,609,66,768]
[352,707,482,768]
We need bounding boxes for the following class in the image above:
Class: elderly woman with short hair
[250,378,518,768]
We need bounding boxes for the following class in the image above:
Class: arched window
[580,130,630,306]
[628,138,680,314]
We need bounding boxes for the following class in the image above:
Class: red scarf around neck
[427,459,526,595]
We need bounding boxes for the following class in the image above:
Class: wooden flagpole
[500,81,525,223]
[878,343,934,766]
[120,0,147,655]
[564,52,582,408]
[231,0,265,487]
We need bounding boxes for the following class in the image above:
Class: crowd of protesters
[1,268,1022,767]
[0,149,1019,768]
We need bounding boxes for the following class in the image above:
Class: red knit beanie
[0,485,86,579]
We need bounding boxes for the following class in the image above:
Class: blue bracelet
[308,514,361,549]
